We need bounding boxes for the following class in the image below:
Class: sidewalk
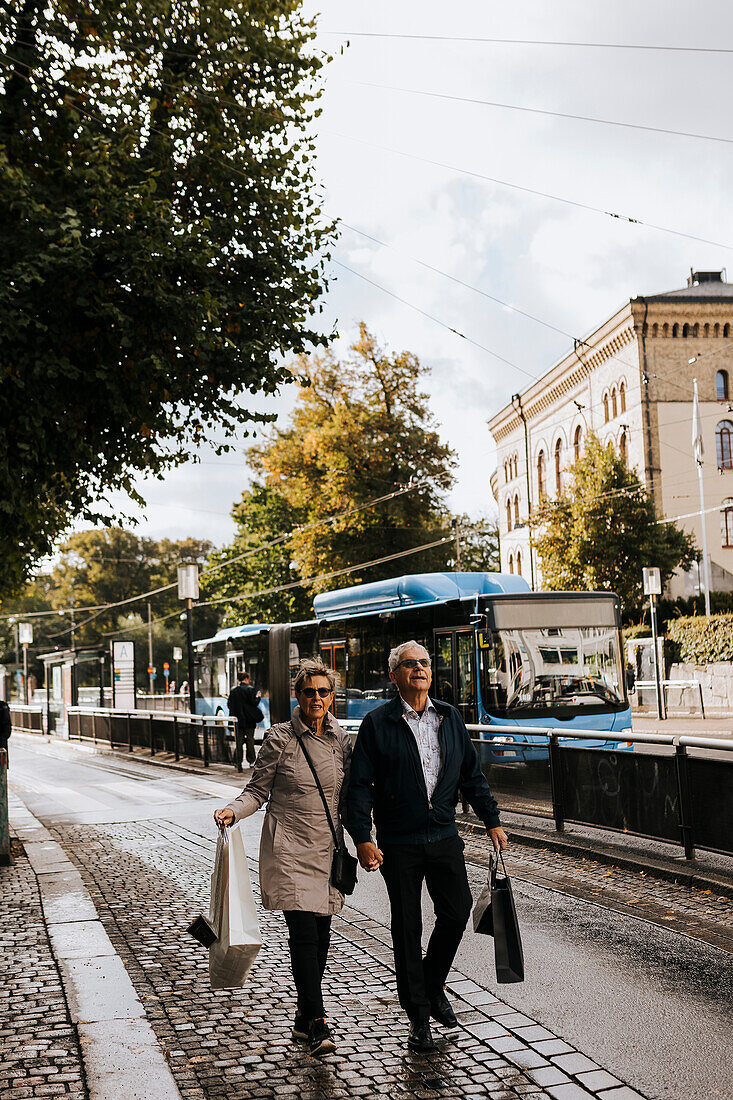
[4,792,652,1100]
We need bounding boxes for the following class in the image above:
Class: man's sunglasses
[299,686,333,698]
[396,658,432,669]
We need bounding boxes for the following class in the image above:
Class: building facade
[488,270,733,596]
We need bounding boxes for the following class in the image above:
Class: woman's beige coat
[226,707,352,916]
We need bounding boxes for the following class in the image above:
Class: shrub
[666,614,733,663]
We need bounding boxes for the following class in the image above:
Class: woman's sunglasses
[299,686,333,698]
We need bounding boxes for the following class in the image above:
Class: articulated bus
[193,572,632,762]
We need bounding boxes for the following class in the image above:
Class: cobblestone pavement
[0,840,87,1100]
[459,830,733,953]
[40,816,650,1100]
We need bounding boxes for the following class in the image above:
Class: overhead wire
[319,31,733,55]
[348,79,733,149]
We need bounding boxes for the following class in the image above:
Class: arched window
[619,430,627,465]
[506,498,513,532]
[514,455,519,479]
[537,450,546,499]
[619,382,626,412]
[516,551,522,577]
[705,324,710,337]
[508,554,514,575]
[725,324,731,338]
[693,323,699,337]
[554,438,563,492]
[603,394,609,423]
[722,500,733,548]
[514,495,520,526]
[663,323,669,337]
[574,424,582,462]
[611,388,618,418]
[717,371,729,401]
[672,323,679,338]
[716,420,733,469]
[715,323,720,337]
[651,323,658,337]
[682,323,690,338]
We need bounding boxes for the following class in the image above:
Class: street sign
[18,622,33,645]
[112,641,136,709]
[163,662,169,671]
[147,666,156,676]
[642,567,661,596]
[173,647,183,662]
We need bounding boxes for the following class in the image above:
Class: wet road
[9,735,733,1100]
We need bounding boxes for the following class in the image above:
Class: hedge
[666,614,733,663]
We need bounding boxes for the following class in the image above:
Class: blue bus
[194,571,632,760]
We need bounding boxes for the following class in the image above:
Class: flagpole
[693,378,712,617]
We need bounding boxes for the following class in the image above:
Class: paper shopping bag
[209,825,262,990]
[491,853,524,983]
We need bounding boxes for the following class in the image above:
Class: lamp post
[19,622,33,705]
[177,563,199,716]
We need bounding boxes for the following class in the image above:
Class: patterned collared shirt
[400,695,442,800]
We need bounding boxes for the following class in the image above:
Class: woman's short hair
[388,640,430,672]
[293,657,337,695]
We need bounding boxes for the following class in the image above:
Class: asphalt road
[9,735,733,1100]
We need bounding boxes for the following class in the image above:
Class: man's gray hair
[293,657,337,694]
[388,640,430,672]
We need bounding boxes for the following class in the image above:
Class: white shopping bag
[209,824,262,990]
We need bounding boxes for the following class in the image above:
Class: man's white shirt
[400,694,442,800]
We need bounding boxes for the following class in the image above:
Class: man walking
[227,671,261,768]
[347,641,507,1052]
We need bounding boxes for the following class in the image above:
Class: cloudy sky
[105,0,733,550]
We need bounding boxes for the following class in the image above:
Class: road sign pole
[650,594,664,721]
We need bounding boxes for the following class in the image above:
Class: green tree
[534,434,697,614]
[453,514,500,573]
[204,325,459,623]
[0,0,333,594]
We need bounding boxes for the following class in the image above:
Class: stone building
[488,269,733,596]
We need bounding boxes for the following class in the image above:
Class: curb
[457,817,733,900]
[8,792,183,1100]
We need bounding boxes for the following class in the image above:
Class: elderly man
[347,640,508,1052]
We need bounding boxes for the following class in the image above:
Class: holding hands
[356,841,383,872]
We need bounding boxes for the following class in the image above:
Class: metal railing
[9,703,45,733]
[67,707,243,770]
[634,679,706,718]
[342,718,733,861]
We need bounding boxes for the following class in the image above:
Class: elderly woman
[214,657,351,1057]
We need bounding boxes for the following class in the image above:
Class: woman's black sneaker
[292,1012,309,1040]
[308,1018,336,1056]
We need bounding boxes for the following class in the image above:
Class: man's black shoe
[308,1018,336,1057]
[429,989,458,1028]
[407,1019,435,1052]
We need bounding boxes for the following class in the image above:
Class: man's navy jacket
[346,695,501,847]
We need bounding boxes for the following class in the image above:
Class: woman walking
[214,658,351,1056]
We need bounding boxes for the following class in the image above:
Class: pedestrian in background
[227,671,262,767]
[347,640,508,1052]
[0,698,10,764]
[214,658,351,1057]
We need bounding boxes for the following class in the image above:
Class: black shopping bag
[492,852,524,983]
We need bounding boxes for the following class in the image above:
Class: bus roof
[196,572,530,647]
[313,571,530,619]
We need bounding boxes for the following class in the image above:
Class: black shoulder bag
[294,730,358,895]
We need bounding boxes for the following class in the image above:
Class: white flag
[692,378,703,465]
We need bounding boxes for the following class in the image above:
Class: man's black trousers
[380,834,473,1023]
[283,911,332,1021]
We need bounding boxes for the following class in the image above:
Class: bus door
[433,630,477,725]
[226,652,242,696]
[319,641,348,719]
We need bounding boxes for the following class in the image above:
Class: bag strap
[293,729,341,849]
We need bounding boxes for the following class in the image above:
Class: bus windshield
[479,625,625,717]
